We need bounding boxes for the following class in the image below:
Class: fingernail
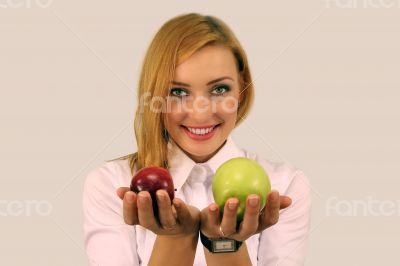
[173,199,180,208]
[157,191,166,200]
[126,192,134,203]
[270,191,278,201]
[138,194,146,204]
[228,199,237,210]
[210,205,218,212]
[249,196,259,207]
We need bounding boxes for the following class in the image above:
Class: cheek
[214,96,239,118]
[214,104,238,126]
[165,101,185,128]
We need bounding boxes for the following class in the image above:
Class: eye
[169,88,189,97]
[211,85,231,95]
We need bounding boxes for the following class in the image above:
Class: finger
[123,191,138,225]
[207,204,220,228]
[279,196,292,209]
[117,187,130,200]
[239,194,260,238]
[156,190,176,229]
[220,198,239,237]
[137,191,159,230]
[172,203,178,220]
[262,190,280,226]
[172,198,194,226]
[201,203,220,237]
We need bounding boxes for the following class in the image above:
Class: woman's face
[164,44,242,163]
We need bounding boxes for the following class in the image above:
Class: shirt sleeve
[82,162,140,266]
[257,170,312,266]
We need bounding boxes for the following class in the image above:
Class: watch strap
[200,230,243,253]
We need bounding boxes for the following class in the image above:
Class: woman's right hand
[116,187,200,237]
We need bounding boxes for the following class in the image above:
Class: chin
[184,142,223,162]
[186,148,213,157]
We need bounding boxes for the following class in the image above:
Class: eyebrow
[171,76,233,87]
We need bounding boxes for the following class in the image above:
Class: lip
[183,124,217,129]
[181,124,220,141]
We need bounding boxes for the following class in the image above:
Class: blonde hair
[111,13,254,176]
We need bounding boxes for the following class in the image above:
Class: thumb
[116,187,130,200]
[279,195,292,209]
[173,198,198,226]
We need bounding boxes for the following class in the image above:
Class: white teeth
[187,126,215,135]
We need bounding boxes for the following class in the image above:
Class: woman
[83,13,311,266]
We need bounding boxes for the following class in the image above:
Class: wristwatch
[200,230,243,253]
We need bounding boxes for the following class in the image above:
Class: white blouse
[83,136,311,265]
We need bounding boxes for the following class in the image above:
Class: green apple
[212,157,271,222]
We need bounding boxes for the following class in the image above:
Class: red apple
[130,166,175,217]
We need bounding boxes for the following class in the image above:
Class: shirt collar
[167,136,243,191]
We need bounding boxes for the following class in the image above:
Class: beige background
[1,0,399,265]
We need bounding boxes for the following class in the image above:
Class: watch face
[212,239,236,253]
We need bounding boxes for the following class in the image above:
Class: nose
[186,95,214,122]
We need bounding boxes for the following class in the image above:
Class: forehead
[173,45,238,83]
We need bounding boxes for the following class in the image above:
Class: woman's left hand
[117,187,200,237]
[200,190,292,241]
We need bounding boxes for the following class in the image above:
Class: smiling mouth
[181,123,221,136]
